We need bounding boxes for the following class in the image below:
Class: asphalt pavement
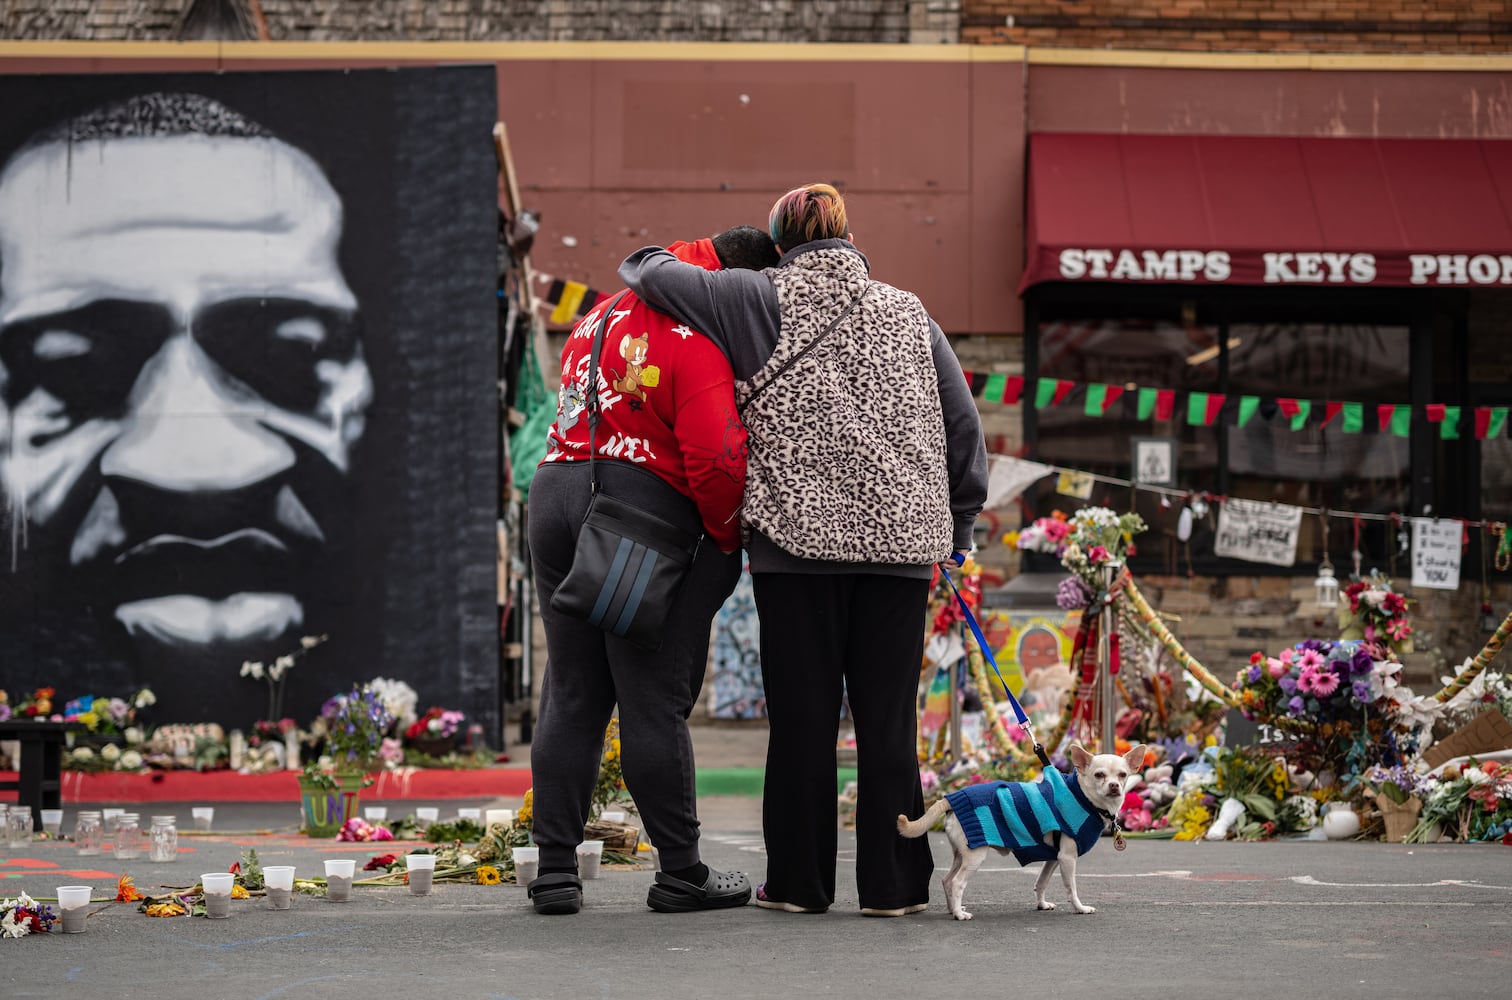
[3,800,1511,1000]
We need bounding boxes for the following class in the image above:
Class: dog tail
[896,798,949,839]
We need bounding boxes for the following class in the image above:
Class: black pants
[753,571,934,911]
[529,462,742,873]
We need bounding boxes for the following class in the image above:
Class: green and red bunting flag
[1277,398,1310,431]
[1083,383,1125,416]
[1342,402,1364,434]
[1426,403,1462,440]
[1476,406,1509,440]
[1136,387,1176,421]
[1187,392,1226,426]
[1377,403,1411,437]
[1035,377,1075,409]
[1238,395,1260,427]
[1322,401,1343,428]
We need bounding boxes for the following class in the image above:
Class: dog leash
[939,555,1127,851]
[939,554,1052,770]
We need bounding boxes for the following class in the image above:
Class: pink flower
[1386,618,1412,642]
[1267,657,1288,679]
[1298,649,1325,671]
[1123,808,1154,832]
[1311,670,1341,697]
[1296,669,1317,695]
[1278,648,1295,665]
[1087,545,1111,564]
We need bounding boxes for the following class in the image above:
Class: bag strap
[585,291,634,493]
[739,281,872,414]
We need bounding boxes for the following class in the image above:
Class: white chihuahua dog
[897,743,1147,920]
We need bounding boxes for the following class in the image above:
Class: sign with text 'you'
[1411,519,1462,591]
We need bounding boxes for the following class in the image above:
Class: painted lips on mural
[0,92,373,656]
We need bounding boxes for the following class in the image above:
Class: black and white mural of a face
[0,94,372,652]
[0,69,499,731]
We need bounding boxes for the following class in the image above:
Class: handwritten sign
[1411,518,1462,591]
[1213,498,1302,567]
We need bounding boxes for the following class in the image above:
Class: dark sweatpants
[752,572,935,911]
[528,461,742,873]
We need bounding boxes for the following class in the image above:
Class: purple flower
[1278,675,1298,695]
[1299,639,1327,653]
[0,704,10,723]
[1287,695,1306,715]
[1350,650,1374,675]
[1247,664,1263,684]
[1351,680,1372,702]
[1055,576,1093,611]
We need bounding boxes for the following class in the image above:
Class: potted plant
[298,683,394,837]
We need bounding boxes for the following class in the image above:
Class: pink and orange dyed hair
[768,183,848,249]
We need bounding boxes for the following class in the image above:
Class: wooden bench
[0,721,81,830]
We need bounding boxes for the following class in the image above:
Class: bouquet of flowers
[591,718,633,819]
[59,688,154,736]
[319,683,397,771]
[1340,572,1413,656]
[1406,759,1512,844]
[1,893,57,938]
[1064,506,1146,565]
[406,707,467,742]
[1013,511,1072,555]
[10,687,55,719]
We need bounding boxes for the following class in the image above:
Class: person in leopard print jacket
[619,183,988,918]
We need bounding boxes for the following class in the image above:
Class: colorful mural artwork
[0,67,500,732]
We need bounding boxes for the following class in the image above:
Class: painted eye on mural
[0,301,173,414]
[193,298,362,415]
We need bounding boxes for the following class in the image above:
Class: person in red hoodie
[526,226,778,915]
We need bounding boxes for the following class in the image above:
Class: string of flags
[961,372,1510,441]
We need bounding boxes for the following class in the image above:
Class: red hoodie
[541,239,747,552]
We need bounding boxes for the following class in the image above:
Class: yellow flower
[610,738,621,755]
[77,711,100,730]
[476,865,502,885]
[231,884,250,899]
[145,902,186,917]
[518,788,533,827]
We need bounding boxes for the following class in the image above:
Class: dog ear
[1068,743,1092,771]
[1122,743,1149,772]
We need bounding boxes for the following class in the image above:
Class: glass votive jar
[74,812,103,856]
[112,813,143,859]
[148,815,178,862]
[6,806,32,847]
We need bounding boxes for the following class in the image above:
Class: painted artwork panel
[0,67,500,733]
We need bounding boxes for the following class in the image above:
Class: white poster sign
[1213,498,1302,567]
[1411,518,1462,591]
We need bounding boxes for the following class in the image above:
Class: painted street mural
[0,67,500,732]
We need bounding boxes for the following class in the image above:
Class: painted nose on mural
[101,335,297,491]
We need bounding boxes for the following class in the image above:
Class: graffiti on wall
[0,67,500,731]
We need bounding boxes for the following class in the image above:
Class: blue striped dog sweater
[943,768,1108,866]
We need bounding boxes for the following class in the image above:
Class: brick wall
[963,0,1512,54]
[1,1,959,43]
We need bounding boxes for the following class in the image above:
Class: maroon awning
[1021,132,1512,292]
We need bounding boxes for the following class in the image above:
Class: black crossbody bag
[549,292,703,650]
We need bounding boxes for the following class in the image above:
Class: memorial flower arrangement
[11,687,55,719]
[1406,759,1512,845]
[1012,510,1072,555]
[1,893,57,938]
[406,707,467,742]
[60,688,157,736]
[319,682,398,770]
[336,817,394,842]
[1340,573,1413,656]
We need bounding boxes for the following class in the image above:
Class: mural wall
[0,66,500,732]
